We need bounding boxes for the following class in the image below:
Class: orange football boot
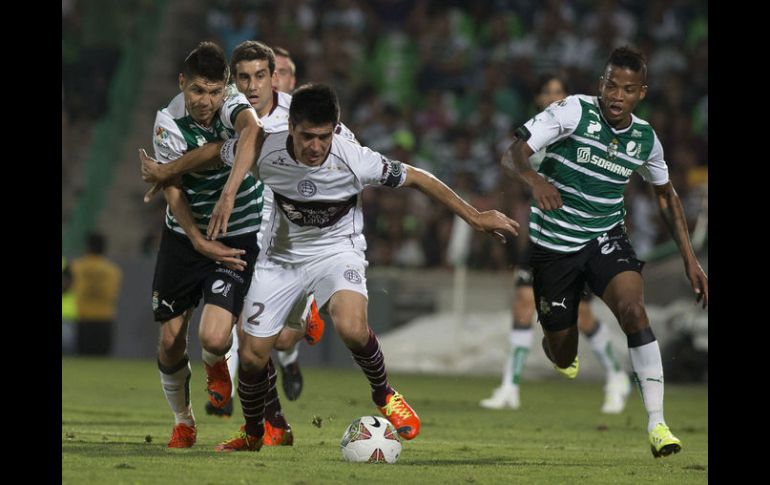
[378,390,420,440]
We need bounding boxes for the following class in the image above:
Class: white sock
[159,357,195,427]
[227,327,239,398]
[201,347,226,367]
[587,322,623,379]
[201,330,233,367]
[502,327,532,387]
[277,345,299,367]
[629,341,666,432]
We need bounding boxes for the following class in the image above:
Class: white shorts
[241,250,369,338]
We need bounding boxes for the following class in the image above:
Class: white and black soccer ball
[340,415,402,464]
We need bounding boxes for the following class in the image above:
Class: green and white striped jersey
[523,94,669,253]
[152,87,263,237]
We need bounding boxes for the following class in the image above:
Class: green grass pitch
[63,357,707,484]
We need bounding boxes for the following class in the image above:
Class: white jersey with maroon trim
[254,130,405,265]
[253,91,359,256]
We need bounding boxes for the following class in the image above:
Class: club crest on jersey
[607,139,619,160]
[539,297,551,315]
[344,269,362,284]
[297,180,317,197]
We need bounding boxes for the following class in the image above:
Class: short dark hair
[605,46,647,83]
[86,232,105,254]
[536,73,569,95]
[182,41,229,83]
[230,40,275,77]
[289,83,340,126]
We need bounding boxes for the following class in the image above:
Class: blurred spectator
[206,1,260,55]
[70,233,123,355]
[273,46,298,92]
[62,257,78,355]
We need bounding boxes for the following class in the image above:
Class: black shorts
[151,226,259,322]
[515,265,593,302]
[530,225,644,332]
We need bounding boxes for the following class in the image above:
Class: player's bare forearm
[220,111,261,198]
[502,139,562,210]
[139,145,223,200]
[654,181,708,307]
[653,182,697,264]
[208,110,262,238]
[163,185,205,246]
[403,165,480,228]
[403,165,520,240]
[500,139,541,187]
[163,143,224,181]
[162,186,246,270]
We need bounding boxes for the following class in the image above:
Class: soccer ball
[340,415,402,463]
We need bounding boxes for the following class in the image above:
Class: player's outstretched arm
[162,184,247,271]
[207,108,262,239]
[500,138,562,211]
[653,181,708,308]
[139,144,225,203]
[402,164,519,242]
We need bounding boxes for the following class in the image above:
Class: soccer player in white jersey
[481,74,631,413]
[204,83,520,451]
[145,42,262,449]
[272,46,296,93]
[200,42,316,422]
[221,42,338,440]
[263,44,322,405]
[500,47,708,458]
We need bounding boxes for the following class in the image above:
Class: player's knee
[158,343,186,366]
[336,319,369,349]
[159,331,186,356]
[273,329,298,351]
[329,304,367,345]
[238,349,269,372]
[200,334,230,356]
[617,301,648,334]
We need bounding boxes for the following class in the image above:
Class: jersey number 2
[247,302,265,325]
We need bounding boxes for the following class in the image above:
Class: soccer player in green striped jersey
[501,46,708,458]
[481,74,631,415]
[147,41,263,449]
[141,42,333,445]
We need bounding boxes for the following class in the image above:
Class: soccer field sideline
[63,357,707,484]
